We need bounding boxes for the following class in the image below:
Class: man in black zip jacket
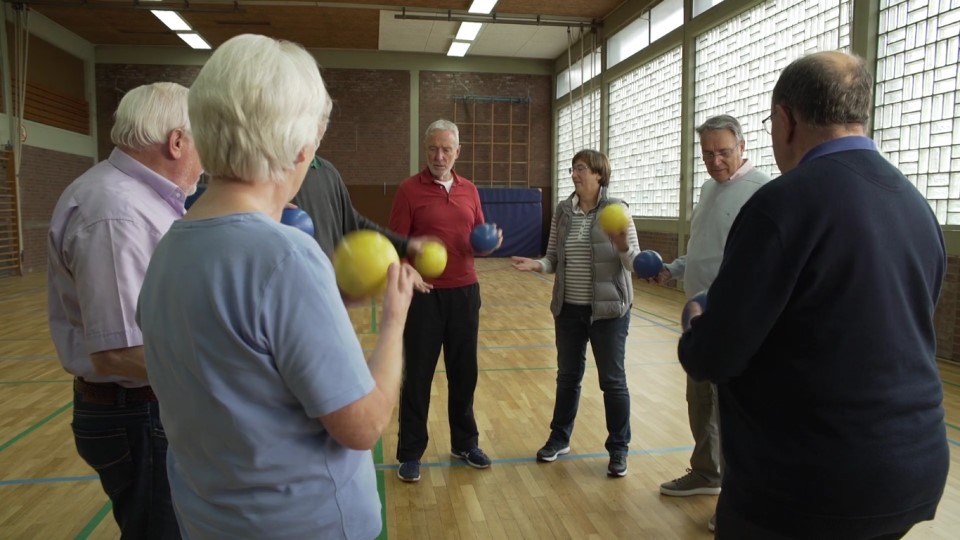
[678,51,948,539]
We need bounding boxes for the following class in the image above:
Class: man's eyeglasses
[568,164,590,174]
[701,148,736,160]
[762,114,772,134]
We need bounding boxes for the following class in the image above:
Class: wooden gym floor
[1,258,959,539]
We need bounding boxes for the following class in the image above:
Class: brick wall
[418,71,552,190]
[18,145,94,272]
[319,69,410,186]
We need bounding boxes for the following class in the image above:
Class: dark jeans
[397,284,481,462]
[549,303,631,454]
[72,390,180,539]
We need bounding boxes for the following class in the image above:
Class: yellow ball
[333,230,400,299]
[598,204,630,233]
[415,241,447,279]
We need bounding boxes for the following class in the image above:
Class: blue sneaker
[398,460,420,482]
[451,447,491,469]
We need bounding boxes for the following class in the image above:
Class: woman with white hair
[137,34,416,539]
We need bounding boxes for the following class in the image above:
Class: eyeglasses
[701,148,736,160]
[762,115,772,134]
[568,164,590,174]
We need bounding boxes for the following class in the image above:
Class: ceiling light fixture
[177,33,211,50]
[455,22,483,41]
[151,10,192,32]
[447,41,471,57]
[468,0,498,15]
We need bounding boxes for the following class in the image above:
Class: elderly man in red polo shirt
[389,118,502,482]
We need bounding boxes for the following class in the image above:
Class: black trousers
[715,493,912,540]
[396,283,481,462]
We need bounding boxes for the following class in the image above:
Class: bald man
[678,51,948,539]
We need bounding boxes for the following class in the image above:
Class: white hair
[110,82,190,150]
[424,119,459,146]
[188,34,330,184]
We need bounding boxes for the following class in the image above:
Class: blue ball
[281,208,316,237]
[633,250,663,279]
[681,290,708,332]
[471,223,498,253]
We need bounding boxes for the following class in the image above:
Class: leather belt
[74,377,157,405]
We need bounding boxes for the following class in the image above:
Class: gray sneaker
[660,469,721,496]
[536,440,571,462]
[398,460,421,482]
[607,453,627,477]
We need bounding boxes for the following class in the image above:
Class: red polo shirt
[389,168,485,288]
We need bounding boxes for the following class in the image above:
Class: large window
[557,49,601,99]
[607,0,683,69]
[556,90,601,204]
[874,0,960,224]
[607,47,683,217]
[693,0,851,203]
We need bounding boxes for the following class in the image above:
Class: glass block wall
[693,0,851,203]
[556,89,602,205]
[874,0,960,224]
[607,46,683,217]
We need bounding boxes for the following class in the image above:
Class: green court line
[0,379,72,384]
[371,298,378,333]
[947,422,960,432]
[75,501,112,540]
[941,379,960,389]
[0,401,72,452]
[374,438,387,540]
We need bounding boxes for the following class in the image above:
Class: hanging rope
[12,4,30,268]
[579,25,586,150]
[566,26,577,154]
[590,29,597,149]
[13,4,30,173]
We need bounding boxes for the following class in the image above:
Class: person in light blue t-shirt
[137,34,417,540]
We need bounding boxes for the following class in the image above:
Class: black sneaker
[398,460,421,482]
[536,440,571,462]
[607,453,627,477]
[451,447,491,469]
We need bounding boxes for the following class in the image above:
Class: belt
[74,378,158,405]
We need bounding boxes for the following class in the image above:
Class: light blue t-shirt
[138,212,379,539]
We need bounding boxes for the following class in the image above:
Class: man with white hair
[657,114,769,532]
[390,119,502,482]
[47,82,203,538]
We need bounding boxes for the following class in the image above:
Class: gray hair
[188,34,330,184]
[424,119,459,146]
[771,52,871,127]
[696,114,744,143]
[110,82,190,150]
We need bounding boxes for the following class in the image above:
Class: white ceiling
[377,10,582,60]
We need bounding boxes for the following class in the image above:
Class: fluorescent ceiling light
[468,0,498,15]
[456,22,483,41]
[447,41,471,57]
[151,10,191,32]
[178,33,211,50]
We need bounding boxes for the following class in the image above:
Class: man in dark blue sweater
[678,51,948,539]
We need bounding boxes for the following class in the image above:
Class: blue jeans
[549,303,631,454]
[72,391,180,539]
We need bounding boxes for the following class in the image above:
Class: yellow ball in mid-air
[333,230,400,299]
[415,241,447,279]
